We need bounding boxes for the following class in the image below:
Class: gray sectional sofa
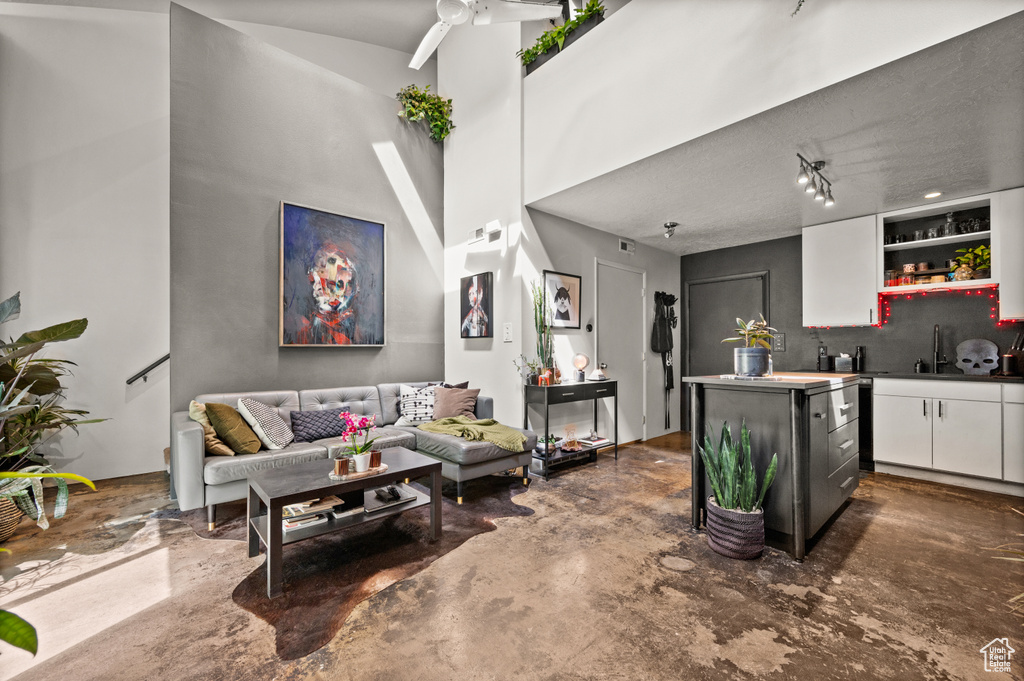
[169,381,536,528]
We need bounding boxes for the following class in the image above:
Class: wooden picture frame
[544,269,581,329]
[279,201,386,346]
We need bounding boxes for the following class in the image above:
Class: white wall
[0,2,436,481]
[523,0,1024,203]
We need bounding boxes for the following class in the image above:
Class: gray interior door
[597,261,645,443]
[684,272,769,428]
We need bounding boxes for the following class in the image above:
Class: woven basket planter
[0,496,24,544]
[706,496,765,560]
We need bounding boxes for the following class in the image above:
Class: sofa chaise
[170,382,537,528]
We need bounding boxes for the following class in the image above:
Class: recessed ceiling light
[924,191,942,199]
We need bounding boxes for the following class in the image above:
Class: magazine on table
[282,514,328,532]
[282,495,343,519]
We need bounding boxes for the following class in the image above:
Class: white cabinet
[874,379,1005,482]
[1005,385,1024,484]
[931,398,1002,479]
[873,395,933,468]
[992,187,1024,321]
[802,215,878,327]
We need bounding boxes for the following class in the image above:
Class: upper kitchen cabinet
[992,187,1024,321]
[802,215,878,327]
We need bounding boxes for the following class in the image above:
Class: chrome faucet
[933,324,948,374]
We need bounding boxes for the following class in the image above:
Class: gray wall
[681,235,1023,377]
[170,4,444,410]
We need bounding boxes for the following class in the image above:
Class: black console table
[523,380,618,480]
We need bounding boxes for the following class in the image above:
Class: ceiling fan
[409,0,563,70]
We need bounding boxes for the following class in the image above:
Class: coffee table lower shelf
[249,484,429,546]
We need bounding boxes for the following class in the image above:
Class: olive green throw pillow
[205,402,262,455]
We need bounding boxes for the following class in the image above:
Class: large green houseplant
[951,244,991,279]
[517,0,605,73]
[698,421,778,559]
[721,314,776,377]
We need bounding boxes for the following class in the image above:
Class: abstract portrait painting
[460,272,492,338]
[280,202,385,346]
[543,270,581,329]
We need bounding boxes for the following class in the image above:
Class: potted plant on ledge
[518,0,605,75]
[722,314,776,377]
[951,244,991,280]
[698,421,778,560]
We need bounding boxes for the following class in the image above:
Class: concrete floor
[1,432,1022,680]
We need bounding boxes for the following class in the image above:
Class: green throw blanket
[418,417,527,452]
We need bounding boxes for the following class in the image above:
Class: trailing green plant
[721,314,776,349]
[698,421,778,513]
[517,0,605,66]
[952,244,991,271]
[791,0,807,17]
[530,279,553,369]
[0,468,95,656]
[396,84,454,142]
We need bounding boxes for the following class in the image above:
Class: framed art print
[460,271,493,338]
[543,270,581,329]
[280,202,385,346]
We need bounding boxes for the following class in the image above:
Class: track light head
[663,221,677,238]
[796,165,810,185]
[824,189,835,207]
[805,176,817,194]
[796,153,834,208]
[814,186,825,201]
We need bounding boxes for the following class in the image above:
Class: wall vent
[618,238,636,254]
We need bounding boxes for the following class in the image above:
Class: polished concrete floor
[1,433,1022,680]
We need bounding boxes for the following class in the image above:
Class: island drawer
[830,454,860,510]
[827,384,859,432]
[828,421,859,473]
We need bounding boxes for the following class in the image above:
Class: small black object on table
[523,380,618,480]
[246,447,441,598]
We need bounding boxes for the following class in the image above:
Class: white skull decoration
[955,338,999,375]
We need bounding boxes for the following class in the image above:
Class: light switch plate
[773,333,786,352]
[503,322,513,343]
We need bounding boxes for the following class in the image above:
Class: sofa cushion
[400,384,436,422]
[238,398,295,450]
[203,441,329,485]
[290,408,349,442]
[406,427,537,466]
[314,426,416,455]
[433,387,480,419]
[298,386,383,427]
[205,403,261,455]
[188,401,234,456]
[196,390,301,427]
[377,382,437,425]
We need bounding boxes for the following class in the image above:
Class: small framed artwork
[544,270,581,329]
[280,202,385,346]
[460,272,493,338]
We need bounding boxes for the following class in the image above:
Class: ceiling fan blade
[472,0,563,25]
[409,21,452,70]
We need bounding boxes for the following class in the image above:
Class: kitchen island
[685,372,861,560]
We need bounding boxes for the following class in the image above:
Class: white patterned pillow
[237,398,295,450]
[399,384,435,423]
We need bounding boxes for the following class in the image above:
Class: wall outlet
[503,322,513,343]
[773,333,786,352]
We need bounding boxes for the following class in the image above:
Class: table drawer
[586,382,616,400]
[827,385,858,432]
[830,454,860,511]
[544,386,588,404]
[827,420,859,474]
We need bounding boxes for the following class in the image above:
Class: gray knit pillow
[290,408,349,442]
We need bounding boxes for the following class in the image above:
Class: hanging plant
[517,0,605,67]
[396,84,454,143]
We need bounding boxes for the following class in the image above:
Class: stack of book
[281,495,363,531]
[578,436,610,448]
[283,514,328,532]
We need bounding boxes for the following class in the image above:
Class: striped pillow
[238,398,295,450]
[399,384,436,423]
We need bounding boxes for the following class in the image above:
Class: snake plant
[698,420,778,512]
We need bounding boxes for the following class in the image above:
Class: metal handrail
[127,353,170,385]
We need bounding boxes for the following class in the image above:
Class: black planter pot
[705,496,765,560]
[733,347,771,377]
[524,12,604,75]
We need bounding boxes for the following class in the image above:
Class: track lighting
[664,221,677,238]
[796,153,835,209]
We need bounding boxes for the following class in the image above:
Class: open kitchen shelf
[879,280,997,294]
[884,230,990,252]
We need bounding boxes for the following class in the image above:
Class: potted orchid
[338,412,380,473]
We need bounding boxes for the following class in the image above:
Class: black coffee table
[247,447,442,597]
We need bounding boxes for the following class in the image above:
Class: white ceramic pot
[353,453,371,473]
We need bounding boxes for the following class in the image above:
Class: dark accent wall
[681,235,1023,378]
[169,4,444,410]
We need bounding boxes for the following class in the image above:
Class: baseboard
[875,463,1024,498]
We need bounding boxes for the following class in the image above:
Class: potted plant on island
[951,244,991,280]
[698,421,778,560]
[722,314,776,377]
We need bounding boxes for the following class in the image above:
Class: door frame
[682,271,770,430]
[595,258,647,441]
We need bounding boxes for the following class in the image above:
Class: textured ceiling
[528,11,1024,256]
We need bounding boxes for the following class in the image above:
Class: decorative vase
[333,457,350,477]
[353,453,371,473]
[734,347,771,377]
[705,496,765,560]
[953,264,973,281]
[369,450,382,468]
[0,496,24,543]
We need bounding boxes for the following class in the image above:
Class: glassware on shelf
[913,229,925,241]
[926,226,940,239]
